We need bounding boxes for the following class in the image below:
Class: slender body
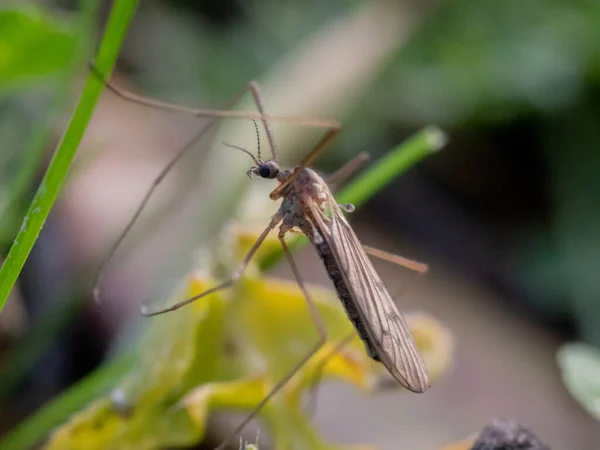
[91,69,433,449]
[262,164,429,393]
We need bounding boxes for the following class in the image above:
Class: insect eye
[257,161,279,179]
[258,164,272,178]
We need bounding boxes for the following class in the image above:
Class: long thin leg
[362,244,428,308]
[215,233,327,450]
[362,245,428,274]
[89,63,341,158]
[269,124,342,200]
[91,67,339,309]
[141,214,281,316]
[92,80,264,308]
[304,331,357,417]
[326,151,371,189]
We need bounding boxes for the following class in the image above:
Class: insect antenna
[252,119,262,161]
[222,142,261,166]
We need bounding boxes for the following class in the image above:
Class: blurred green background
[1,0,600,449]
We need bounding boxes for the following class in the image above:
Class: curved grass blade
[0,0,139,315]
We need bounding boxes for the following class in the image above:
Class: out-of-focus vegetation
[1,0,600,449]
[0,5,80,245]
[40,227,451,450]
[558,343,600,422]
[0,0,137,313]
[1,113,451,449]
[91,0,600,345]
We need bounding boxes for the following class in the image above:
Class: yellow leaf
[184,376,269,426]
[45,396,198,450]
[229,275,369,382]
[232,223,284,262]
[45,224,454,450]
[407,311,454,384]
[440,437,475,450]
[45,276,227,450]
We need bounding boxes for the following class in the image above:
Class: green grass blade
[0,0,139,315]
[0,6,82,245]
[0,1,99,390]
[336,126,446,208]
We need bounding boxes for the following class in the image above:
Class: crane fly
[259,154,429,393]
[91,65,429,450]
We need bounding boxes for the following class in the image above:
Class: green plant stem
[335,126,446,208]
[258,126,447,271]
[0,0,139,315]
[0,126,446,450]
[0,0,100,400]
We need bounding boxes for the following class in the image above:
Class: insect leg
[303,331,357,417]
[326,151,371,189]
[214,231,327,450]
[91,70,346,308]
[89,63,342,161]
[141,214,282,316]
[91,79,275,309]
[268,121,342,200]
[362,245,428,274]
[89,64,344,196]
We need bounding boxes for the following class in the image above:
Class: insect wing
[308,193,429,392]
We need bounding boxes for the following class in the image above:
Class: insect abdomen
[309,229,379,361]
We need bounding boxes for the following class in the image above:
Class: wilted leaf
[45,226,453,450]
[45,277,228,449]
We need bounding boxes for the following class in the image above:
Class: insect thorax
[278,168,327,229]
